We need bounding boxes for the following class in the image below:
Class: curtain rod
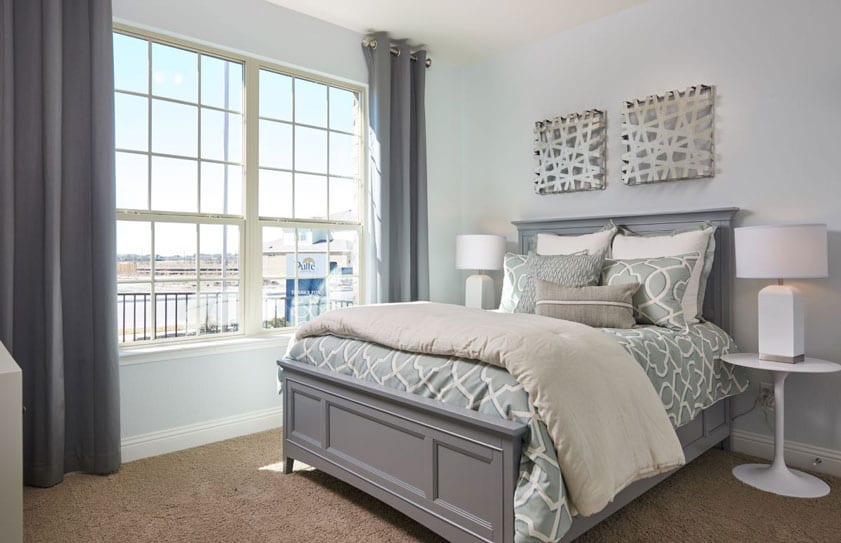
[362,37,432,68]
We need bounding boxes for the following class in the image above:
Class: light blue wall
[113,0,367,84]
[455,0,841,450]
[119,345,284,438]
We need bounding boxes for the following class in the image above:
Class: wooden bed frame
[278,207,739,543]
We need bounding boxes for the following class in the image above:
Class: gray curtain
[363,32,430,303]
[0,0,120,487]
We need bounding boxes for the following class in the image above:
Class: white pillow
[611,226,714,324]
[536,225,617,256]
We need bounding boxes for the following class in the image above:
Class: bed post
[281,455,294,474]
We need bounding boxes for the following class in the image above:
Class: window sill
[119,333,294,366]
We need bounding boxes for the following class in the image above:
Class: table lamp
[735,224,828,363]
[456,234,506,309]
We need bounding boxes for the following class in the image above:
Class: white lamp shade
[735,224,828,279]
[455,235,506,271]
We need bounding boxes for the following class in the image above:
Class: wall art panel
[621,85,715,185]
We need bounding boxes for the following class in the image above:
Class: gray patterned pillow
[601,253,699,329]
[514,252,604,313]
[499,253,529,312]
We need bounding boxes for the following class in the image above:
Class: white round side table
[721,353,841,498]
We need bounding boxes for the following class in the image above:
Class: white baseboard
[731,429,841,478]
[121,407,283,463]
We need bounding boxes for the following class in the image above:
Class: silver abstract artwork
[621,84,715,185]
[533,109,606,194]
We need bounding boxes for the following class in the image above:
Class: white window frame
[114,24,367,348]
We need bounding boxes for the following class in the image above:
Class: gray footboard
[279,358,733,543]
[278,359,527,543]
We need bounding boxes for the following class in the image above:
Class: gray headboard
[512,207,739,333]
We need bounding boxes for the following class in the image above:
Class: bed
[277,207,746,543]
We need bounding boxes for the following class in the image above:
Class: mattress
[284,321,748,543]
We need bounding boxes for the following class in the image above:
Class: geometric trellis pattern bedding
[284,322,748,543]
[602,254,699,330]
[500,252,530,312]
[604,323,748,426]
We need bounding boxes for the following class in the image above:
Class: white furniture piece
[734,224,828,363]
[721,353,840,498]
[455,234,506,309]
[0,342,22,543]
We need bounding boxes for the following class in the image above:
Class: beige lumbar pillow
[610,226,714,324]
[535,224,617,256]
[534,280,639,329]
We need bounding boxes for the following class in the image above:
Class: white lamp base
[758,284,804,363]
[465,274,495,309]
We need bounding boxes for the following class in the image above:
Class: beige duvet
[294,302,685,516]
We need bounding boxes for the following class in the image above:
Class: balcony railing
[118,292,353,343]
[117,291,238,343]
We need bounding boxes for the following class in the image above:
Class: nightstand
[721,353,841,498]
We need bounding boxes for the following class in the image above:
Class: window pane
[295,126,327,173]
[328,230,358,311]
[155,281,198,339]
[329,177,358,222]
[329,230,359,275]
[294,282,327,325]
[294,174,327,219]
[115,93,148,151]
[200,224,239,279]
[117,220,151,281]
[201,109,242,162]
[259,169,293,218]
[329,87,357,133]
[114,33,148,93]
[152,99,198,157]
[259,70,292,121]
[262,227,296,277]
[295,79,327,127]
[201,56,242,112]
[154,222,197,280]
[293,230,328,326]
[262,283,289,329]
[118,284,152,343]
[200,163,241,215]
[198,280,239,335]
[151,43,197,102]
[116,152,148,210]
[259,120,292,169]
[262,226,295,329]
[328,275,358,310]
[329,132,357,177]
[151,157,198,212]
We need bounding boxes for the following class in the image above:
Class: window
[114,28,364,345]
[258,69,362,329]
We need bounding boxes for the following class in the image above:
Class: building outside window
[114,28,364,345]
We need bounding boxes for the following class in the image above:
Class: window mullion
[197,52,203,214]
[243,59,263,334]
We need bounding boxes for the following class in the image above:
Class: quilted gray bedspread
[284,322,748,543]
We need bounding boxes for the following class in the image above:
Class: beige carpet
[24,430,841,542]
